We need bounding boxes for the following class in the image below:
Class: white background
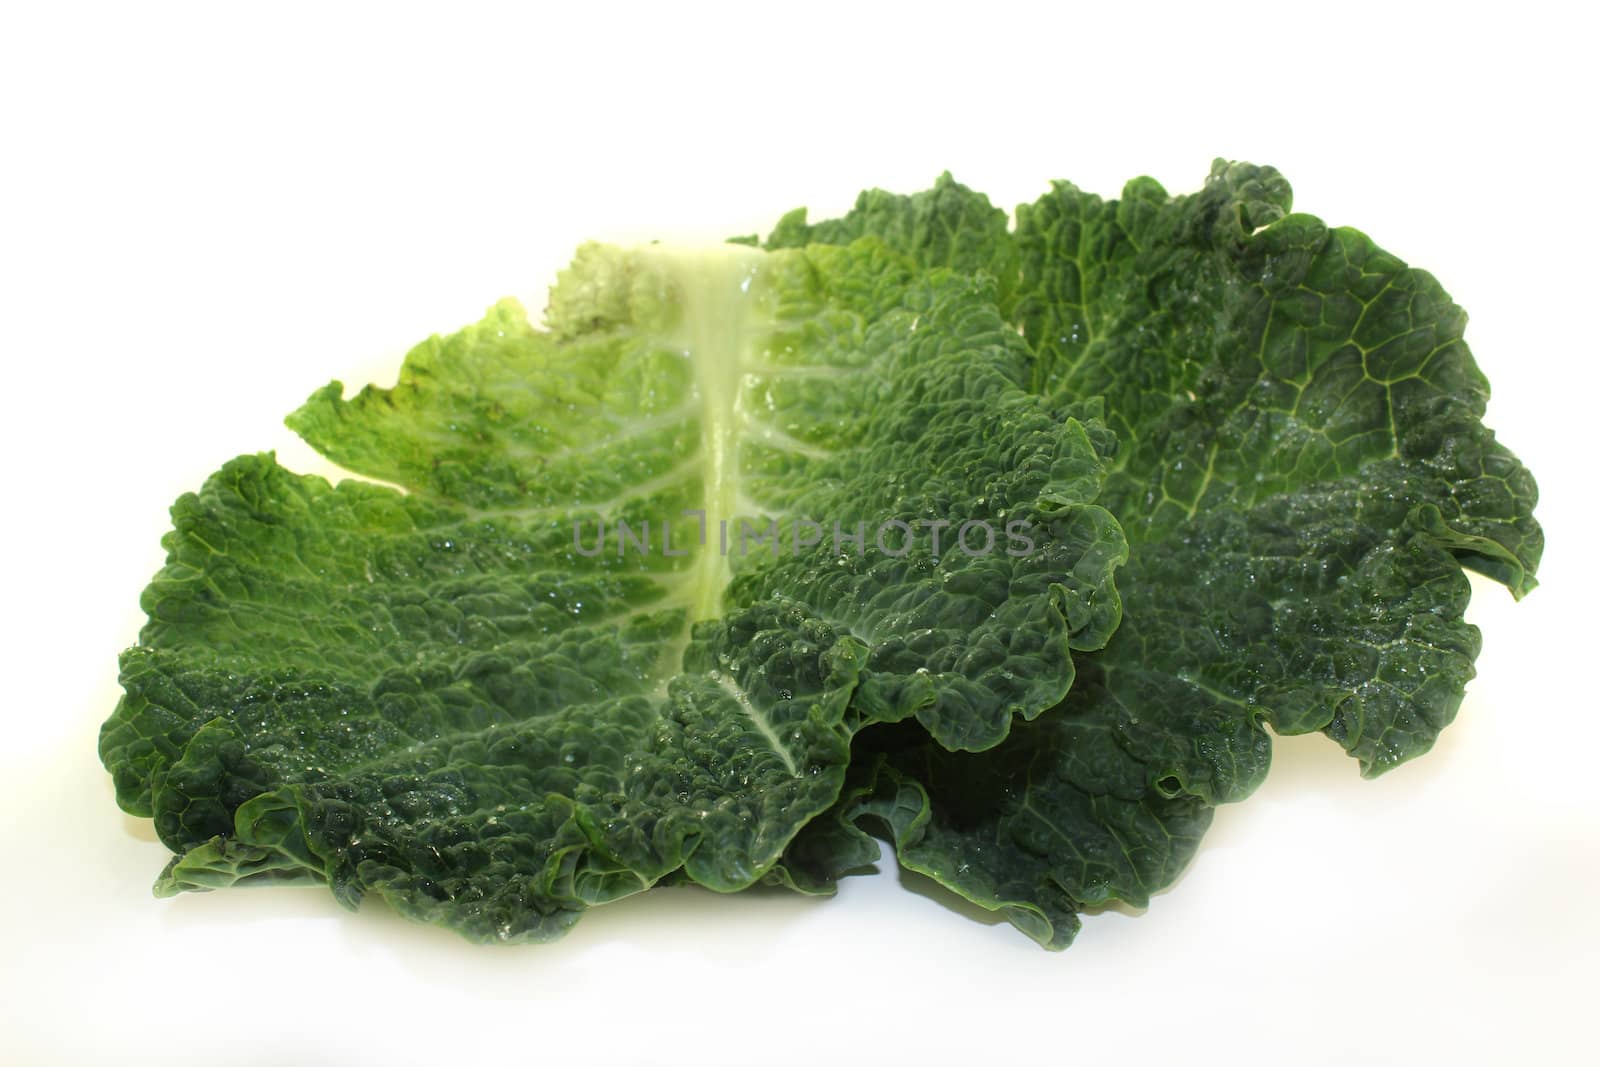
[2,3,1595,1064]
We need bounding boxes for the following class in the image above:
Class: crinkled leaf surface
[99,238,1126,942]
[763,172,1021,314]
[766,163,1543,947]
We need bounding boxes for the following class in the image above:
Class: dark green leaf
[768,162,1543,946]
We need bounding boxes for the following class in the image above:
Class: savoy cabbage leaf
[99,238,1126,942]
[765,162,1543,946]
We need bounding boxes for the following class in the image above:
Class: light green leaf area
[99,238,1126,942]
[763,171,1021,314]
[765,162,1543,947]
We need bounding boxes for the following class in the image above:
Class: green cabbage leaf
[764,162,1543,946]
[98,239,1126,942]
